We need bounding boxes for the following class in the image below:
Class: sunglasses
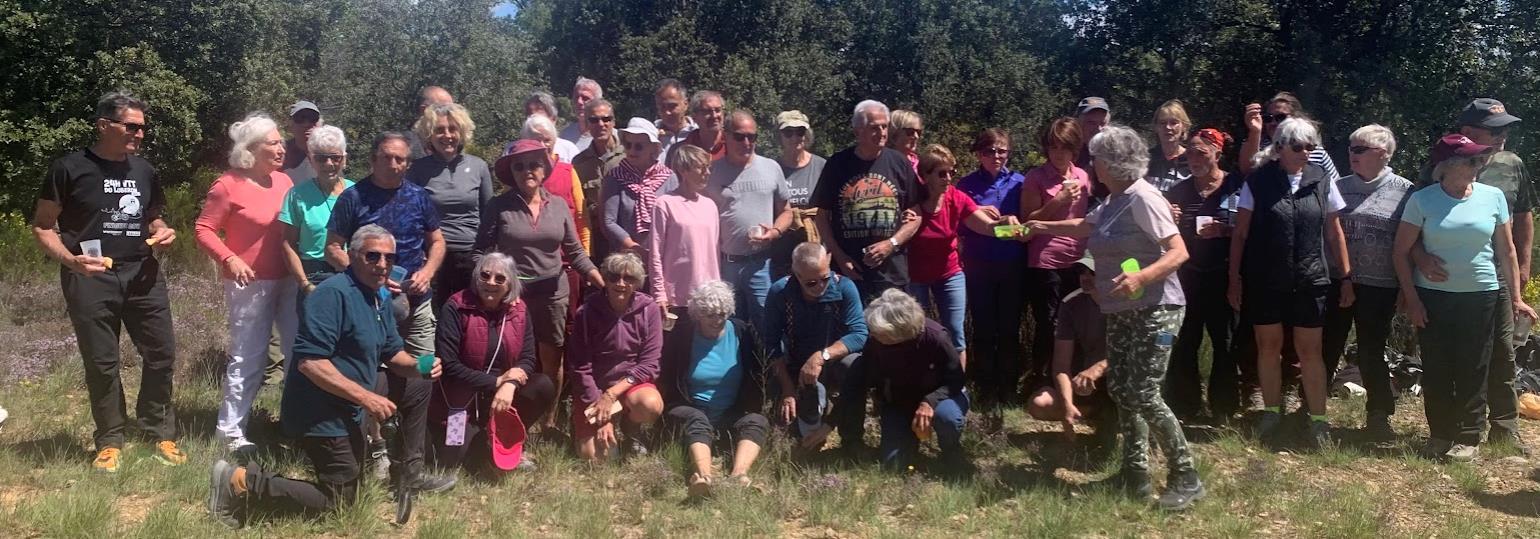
[607,273,643,285]
[982,148,1009,156]
[624,141,650,152]
[902,127,923,137]
[587,115,615,124]
[510,160,544,172]
[732,132,757,142]
[798,273,829,290]
[479,270,509,285]
[780,127,808,137]
[1262,113,1290,124]
[1285,143,1316,153]
[930,168,956,178]
[1348,146,1382,155]
[363,251,397,265]
[101,117,148,133]
[313,153,345,163]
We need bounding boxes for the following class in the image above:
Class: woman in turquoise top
[659,280,769,498]
[280,125,354,299]
[1393,134,1536,463]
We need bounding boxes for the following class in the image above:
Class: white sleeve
[1238,183,1255,211]
[1325,178,1346,213]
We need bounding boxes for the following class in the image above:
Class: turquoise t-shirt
[278,178,354,260]
[689,321,742,422]
[1401,182,1510,293]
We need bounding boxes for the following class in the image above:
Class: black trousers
[247,422,366,513]
[433,249,477,316]
[1323,281,1400,416]
[1164,268,1239,417]
[429,373,556,471]
[60,257,177,449]
[1025,266,1080,381]
[1417,288,1498,445]
[664,405,771,447]
[378,371,431,481]
[965,261,1026,406]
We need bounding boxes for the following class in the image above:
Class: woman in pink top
[1018,117,1091,380]
[906,145,1010,368]
[651,145,721,322]
[194,112,296,453]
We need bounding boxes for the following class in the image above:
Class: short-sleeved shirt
[1022,164,1092,269]
[783,154,827,208]
[406,153,493,252]
[1417,151,1537,216]
[283,271,403,438]
[1164,173,1242,273]
[907,187,979,284]
[328,178,441,274]
[1053,291,1107,374]
[1086,179,1185,313]
[811,147,929,285]
[1332,169,1413,288]
[706,155,791,257]
[689,320,743,423]
[956,167,1026,268]
[1146,146,1192,193]
[1400,182,1510,293]
[279,178,354,261]
[38,149,164,260]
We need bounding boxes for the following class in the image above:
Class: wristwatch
[820,348,831,363]
[624,375,638,385]
[888,238,900,249]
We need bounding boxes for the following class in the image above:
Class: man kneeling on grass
[209,225,443,528]
[1026,255,1115,442]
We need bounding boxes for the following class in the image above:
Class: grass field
[0,270,1537,538]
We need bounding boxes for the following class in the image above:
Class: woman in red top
[906,144,1011,368]
[195,112,295,454]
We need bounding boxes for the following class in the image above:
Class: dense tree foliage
[1,0,1536,212]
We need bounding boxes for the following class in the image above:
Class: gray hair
[95,90,146,121]
[471,252,522,305]
[574,76,603,98]
[791,242,829,272]
[227,112,279,169]
[521,114,558,141]
[307,125,347,156]
[1253,117,1323,168]
[690,90,723,114]
[851,100,890,129]
[729,109,756,130]
[655,78,687,97]
[601,252,646,283]
[349,224,396,253]
[1087,125,1150,185]
[1431,154,1490,184]
[371,131,411,157]
[687,280,736,320]
[1349,124,1396,157]
[584,98,613,116]
[523,91,559,120]
[865,288,925,343]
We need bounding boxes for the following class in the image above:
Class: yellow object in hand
[102,257,114,269]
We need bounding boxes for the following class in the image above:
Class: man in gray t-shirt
[705,111,794,331]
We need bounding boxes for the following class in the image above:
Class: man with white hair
[811,99,929,302]
[559,76,603,152]
[765,242,868,452]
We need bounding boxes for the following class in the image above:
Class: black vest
[1242,160,1333,292]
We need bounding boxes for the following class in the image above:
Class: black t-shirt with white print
[38,149,164,260]
[811,146,928,286]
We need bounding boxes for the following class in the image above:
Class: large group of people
[29,79,1539,526]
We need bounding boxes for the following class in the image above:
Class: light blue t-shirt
[1401,182,1511,293]
[689,321,742,422]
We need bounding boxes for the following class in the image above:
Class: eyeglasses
[696,107,724,115]
[510,160,544,172]
[313,153,345,163]
[902,127,923,137]
[780,127,808,137]
[363,251,397,265]
[478,270,509,285]
[797,273,829,290]
[1348,146,1382,155]
[101,117,148,133]
[587,115,614,124]
[607,273,643,285]
[732,132,757,143]
[1262,113,1290,124]
[623,141,650,151]
[1282,142,1316,153]
[982,147,1009,156]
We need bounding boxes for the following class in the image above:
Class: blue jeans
[879,392,970,469]
[908,272,967,354]
[721,253,772,332]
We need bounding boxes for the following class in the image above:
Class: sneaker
[93,447,121,473]
[1099,468,1153,499]
[1420,438,1454,460]
[207,459,240,529]
[687,472,713,498]
[1445,444,1480,463]
[1364,414,1394,442]
[155,440,187,466]
[410,472,457,494]
[0,405,10,429]
[1256,411,1283,448]
[1304,420,1331,451]
[1156,469,1206,511]
[370,441,390,481]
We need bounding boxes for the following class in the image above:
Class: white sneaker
[0,405,10,429]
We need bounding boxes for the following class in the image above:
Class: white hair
[523,91,559,120]
[851,100,890,129]
[349,224,395,253]
[791,242,829,272]
[472,252,522,305]
[1253,117,1323,168]
[865,288,925,343]
[574,76,603,98]
[227,112,278,169]
[601,252,646,283]
[1087,125,1150,185]
[521,114,558,141]
[1349,124,1396,157]
[687,280,736,320]
[307,124,347,156]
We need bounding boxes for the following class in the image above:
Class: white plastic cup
[1195,216,1214,231]
[1514,313,1534,347]
[663,312,679,332]
[79,239,102,258]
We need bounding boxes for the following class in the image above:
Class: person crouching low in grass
[1026,255,1115,445]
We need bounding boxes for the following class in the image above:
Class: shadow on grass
[1470,489,1540,518]
[1005,431,1112,473]
[1,433,90,465]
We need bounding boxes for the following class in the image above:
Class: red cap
[488,407,526,471]
[1428,133,1494,166]
[494,139,551,187]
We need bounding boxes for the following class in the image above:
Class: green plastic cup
[416,353,435,378]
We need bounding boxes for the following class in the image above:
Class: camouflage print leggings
[1106,305,1195,474]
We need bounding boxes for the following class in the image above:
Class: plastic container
[1120,258,1143,299]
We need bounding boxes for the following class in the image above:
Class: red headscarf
[1192,128,1230,152]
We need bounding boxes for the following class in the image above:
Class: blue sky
[493,2,518,17]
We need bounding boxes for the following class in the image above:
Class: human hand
[491,382,517,414]
[1403,295,1428,328]
[226,256,257,286]
[1244,103,1263,134]
[911,402,934,438]
[146,225,177,252]
[1110,271,1146,299]
[780,395,797,425]
[799,354,824,387]
[1338,280,1356,308]
[1412,250,1448,282]
[862,239,895,268]
[832,251,863,280]
[1227,278,1243,311]
[70,254,109,276]
[408,268,434,296]
[362,393,398,421]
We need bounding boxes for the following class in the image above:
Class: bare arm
[281,223,310,287]
[961,207,1005,236]
[31,199,103,274]
[1021,182,1074,221]
[325,232,349,269]
[1025,218,1092,239]
[1325,213,1351,278]
[1051,339,1076,407]
[1227,209,1252,281]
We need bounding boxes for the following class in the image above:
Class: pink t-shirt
[1023,164,1091,269]
[195,170,295,280]
[907,187,978,284]
[649,192,721,306]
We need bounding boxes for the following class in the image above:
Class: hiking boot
[1445,444,1480,463]
[1487,428,1532,457]
[1420,438,1453,460]
[155,440,187,466]
[1304,420,1332,451]
[1364,414,1394,442]
[207,459,241,529]
[1256,411,1283,448]
[1101,468,1153,499]
[369,440,390,481]
[1157,469,1207,511]
[93,447,121,473]
[409,472,457,494]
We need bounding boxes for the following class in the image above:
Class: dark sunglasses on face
[587,115,615,124]
[1262,113,1290,124]
[1349,146,1381,155]
[624,141,649,152]
[798,273,829,289]
[510,160,544,172]
[732,132,757,143]
[479,270,509,285]
[781,127,808,137]
[982,148,1009,156]
[363,251,397,265]
[902,128,923,137]
[607,273,643,285]
[1283,142,1315,153]
[313,153,345,163]
[101,117,148,133]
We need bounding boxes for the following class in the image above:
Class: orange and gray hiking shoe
[93,447,122,473]
[155,440,187,466]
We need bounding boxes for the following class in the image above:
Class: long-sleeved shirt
[600,163,677,250]
[406,152,493,252]
[473,190,596,280]
[851,319,965,411]
[566,292,663,405]
[649,192,721,305]
[435,289,537,395]
[195,170,295,280]
[764,273,867,366]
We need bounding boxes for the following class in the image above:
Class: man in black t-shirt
[811,100,928,303]
[30,91,184,473]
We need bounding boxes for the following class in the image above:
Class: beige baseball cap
[776,110,811,130]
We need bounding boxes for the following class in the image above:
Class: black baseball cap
[1458,98,1521,128]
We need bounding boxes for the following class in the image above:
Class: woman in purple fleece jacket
[567,252,666,461]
